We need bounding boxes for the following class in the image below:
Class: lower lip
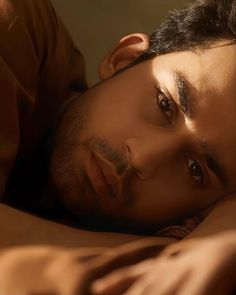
[88,153,114,199]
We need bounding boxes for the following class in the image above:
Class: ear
[99,33,149,80]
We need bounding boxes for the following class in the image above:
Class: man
[0,0,235,293]
[4,0,236,234]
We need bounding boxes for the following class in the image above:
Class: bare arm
[1,192,233,249]
[0,204,176,248]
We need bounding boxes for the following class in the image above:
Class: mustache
[81,136,131,175]
[80,136,136,207]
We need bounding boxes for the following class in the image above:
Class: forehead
[152,40,236,92]
[151,41,236,188]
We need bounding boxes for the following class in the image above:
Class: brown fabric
[155,216,202,239]
[0,0,87,198]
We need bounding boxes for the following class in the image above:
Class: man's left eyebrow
[173,71,193,118]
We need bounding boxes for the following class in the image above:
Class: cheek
[83,97,142,144]
[125,169,212,226]
[122,175,183,225]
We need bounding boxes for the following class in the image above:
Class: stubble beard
[49,89,136,229]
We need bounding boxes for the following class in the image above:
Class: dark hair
[136,0,236,63]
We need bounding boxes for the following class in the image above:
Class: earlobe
[99,33,150,80]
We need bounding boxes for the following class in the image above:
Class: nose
[125,129,187,180]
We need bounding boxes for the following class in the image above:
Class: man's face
[51,40,236,231]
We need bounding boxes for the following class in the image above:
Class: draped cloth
[0,0,87,199]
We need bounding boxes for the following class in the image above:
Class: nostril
[135,168,143,178]
[125,144,143,178]
[126,144,131,155]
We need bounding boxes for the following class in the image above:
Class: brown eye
[160,96,171,112]
[157,92,174,123]
[188,159,204,183]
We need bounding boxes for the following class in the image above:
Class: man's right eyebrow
[174,71,194,119]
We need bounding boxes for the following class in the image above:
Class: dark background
[51,0,188,84]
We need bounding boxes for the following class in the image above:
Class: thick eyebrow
[201,143,229,188]
[174,71,193,118]
[173,71,229,188]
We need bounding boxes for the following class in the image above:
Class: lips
[88,152,121,199]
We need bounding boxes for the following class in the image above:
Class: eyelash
[155,87,205,185]
[155,88,175,124]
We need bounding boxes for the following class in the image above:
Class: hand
[0,237,171,295]
[90,231,236,295]
[0,245,108,295]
